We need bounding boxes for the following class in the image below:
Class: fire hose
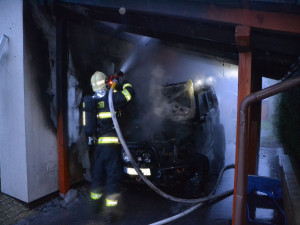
[108,83,235,224]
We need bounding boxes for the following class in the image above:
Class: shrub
[274,87,300,162]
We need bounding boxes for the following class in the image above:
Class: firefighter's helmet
[91,71,106,92]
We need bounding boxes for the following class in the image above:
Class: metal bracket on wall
[0,35,9,61]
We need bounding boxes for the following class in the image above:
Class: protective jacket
[83,80,135,144]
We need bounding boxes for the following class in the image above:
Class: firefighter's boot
[88,192,103,215]
[103,193,122,224]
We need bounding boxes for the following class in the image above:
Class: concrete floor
[1,140,289,225]
[13,143,237,225]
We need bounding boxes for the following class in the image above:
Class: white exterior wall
[0,0,59,202]
[0,0,29,201]
[24,40,58,202]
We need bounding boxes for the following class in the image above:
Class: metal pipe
[234,75,300,225]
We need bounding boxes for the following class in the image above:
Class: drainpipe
[233,75,300,225]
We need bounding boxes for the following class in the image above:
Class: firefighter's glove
[116,71,124,77]
[118,73,124,83]
[88,137,95,146]
[121,79,129,86]
[118,76,124,84]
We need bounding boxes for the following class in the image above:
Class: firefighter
[82,71,135,222]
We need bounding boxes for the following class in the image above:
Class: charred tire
[182,154,209,198]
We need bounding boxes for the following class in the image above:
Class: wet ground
[13,183,233,225]
[14,143,236,225]
[3,139,286,225]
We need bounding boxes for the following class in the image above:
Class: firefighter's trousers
[91,144,122,195]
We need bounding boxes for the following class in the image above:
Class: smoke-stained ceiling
[48,0,300,80]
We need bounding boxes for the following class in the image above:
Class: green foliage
[274,87,300,162]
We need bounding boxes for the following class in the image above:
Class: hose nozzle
[111,79,118,90]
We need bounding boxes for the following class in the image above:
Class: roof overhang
[52,0,300,79]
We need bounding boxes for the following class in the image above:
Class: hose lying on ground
[108,85,235,222]
[148,164,234,225]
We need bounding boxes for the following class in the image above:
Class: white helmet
[91,71,106,92]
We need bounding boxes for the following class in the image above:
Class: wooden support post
[232,25,252,225]
[56,18,70,195]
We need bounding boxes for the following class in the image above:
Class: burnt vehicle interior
[122,79,226,197]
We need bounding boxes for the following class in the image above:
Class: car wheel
[182,154,209,198]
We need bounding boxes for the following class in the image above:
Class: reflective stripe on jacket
[98,137,120,144]
[97,111,117,119]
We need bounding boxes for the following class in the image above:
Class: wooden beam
[233,25,252,225]
[61,1,300,35]
[57,1,300,35]
[235,25,251,52]
[206,7,300,34]
[56,18,70,195]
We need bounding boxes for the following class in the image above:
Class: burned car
[122,80,225,195]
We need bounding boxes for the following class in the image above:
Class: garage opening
[49,17,236,192]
